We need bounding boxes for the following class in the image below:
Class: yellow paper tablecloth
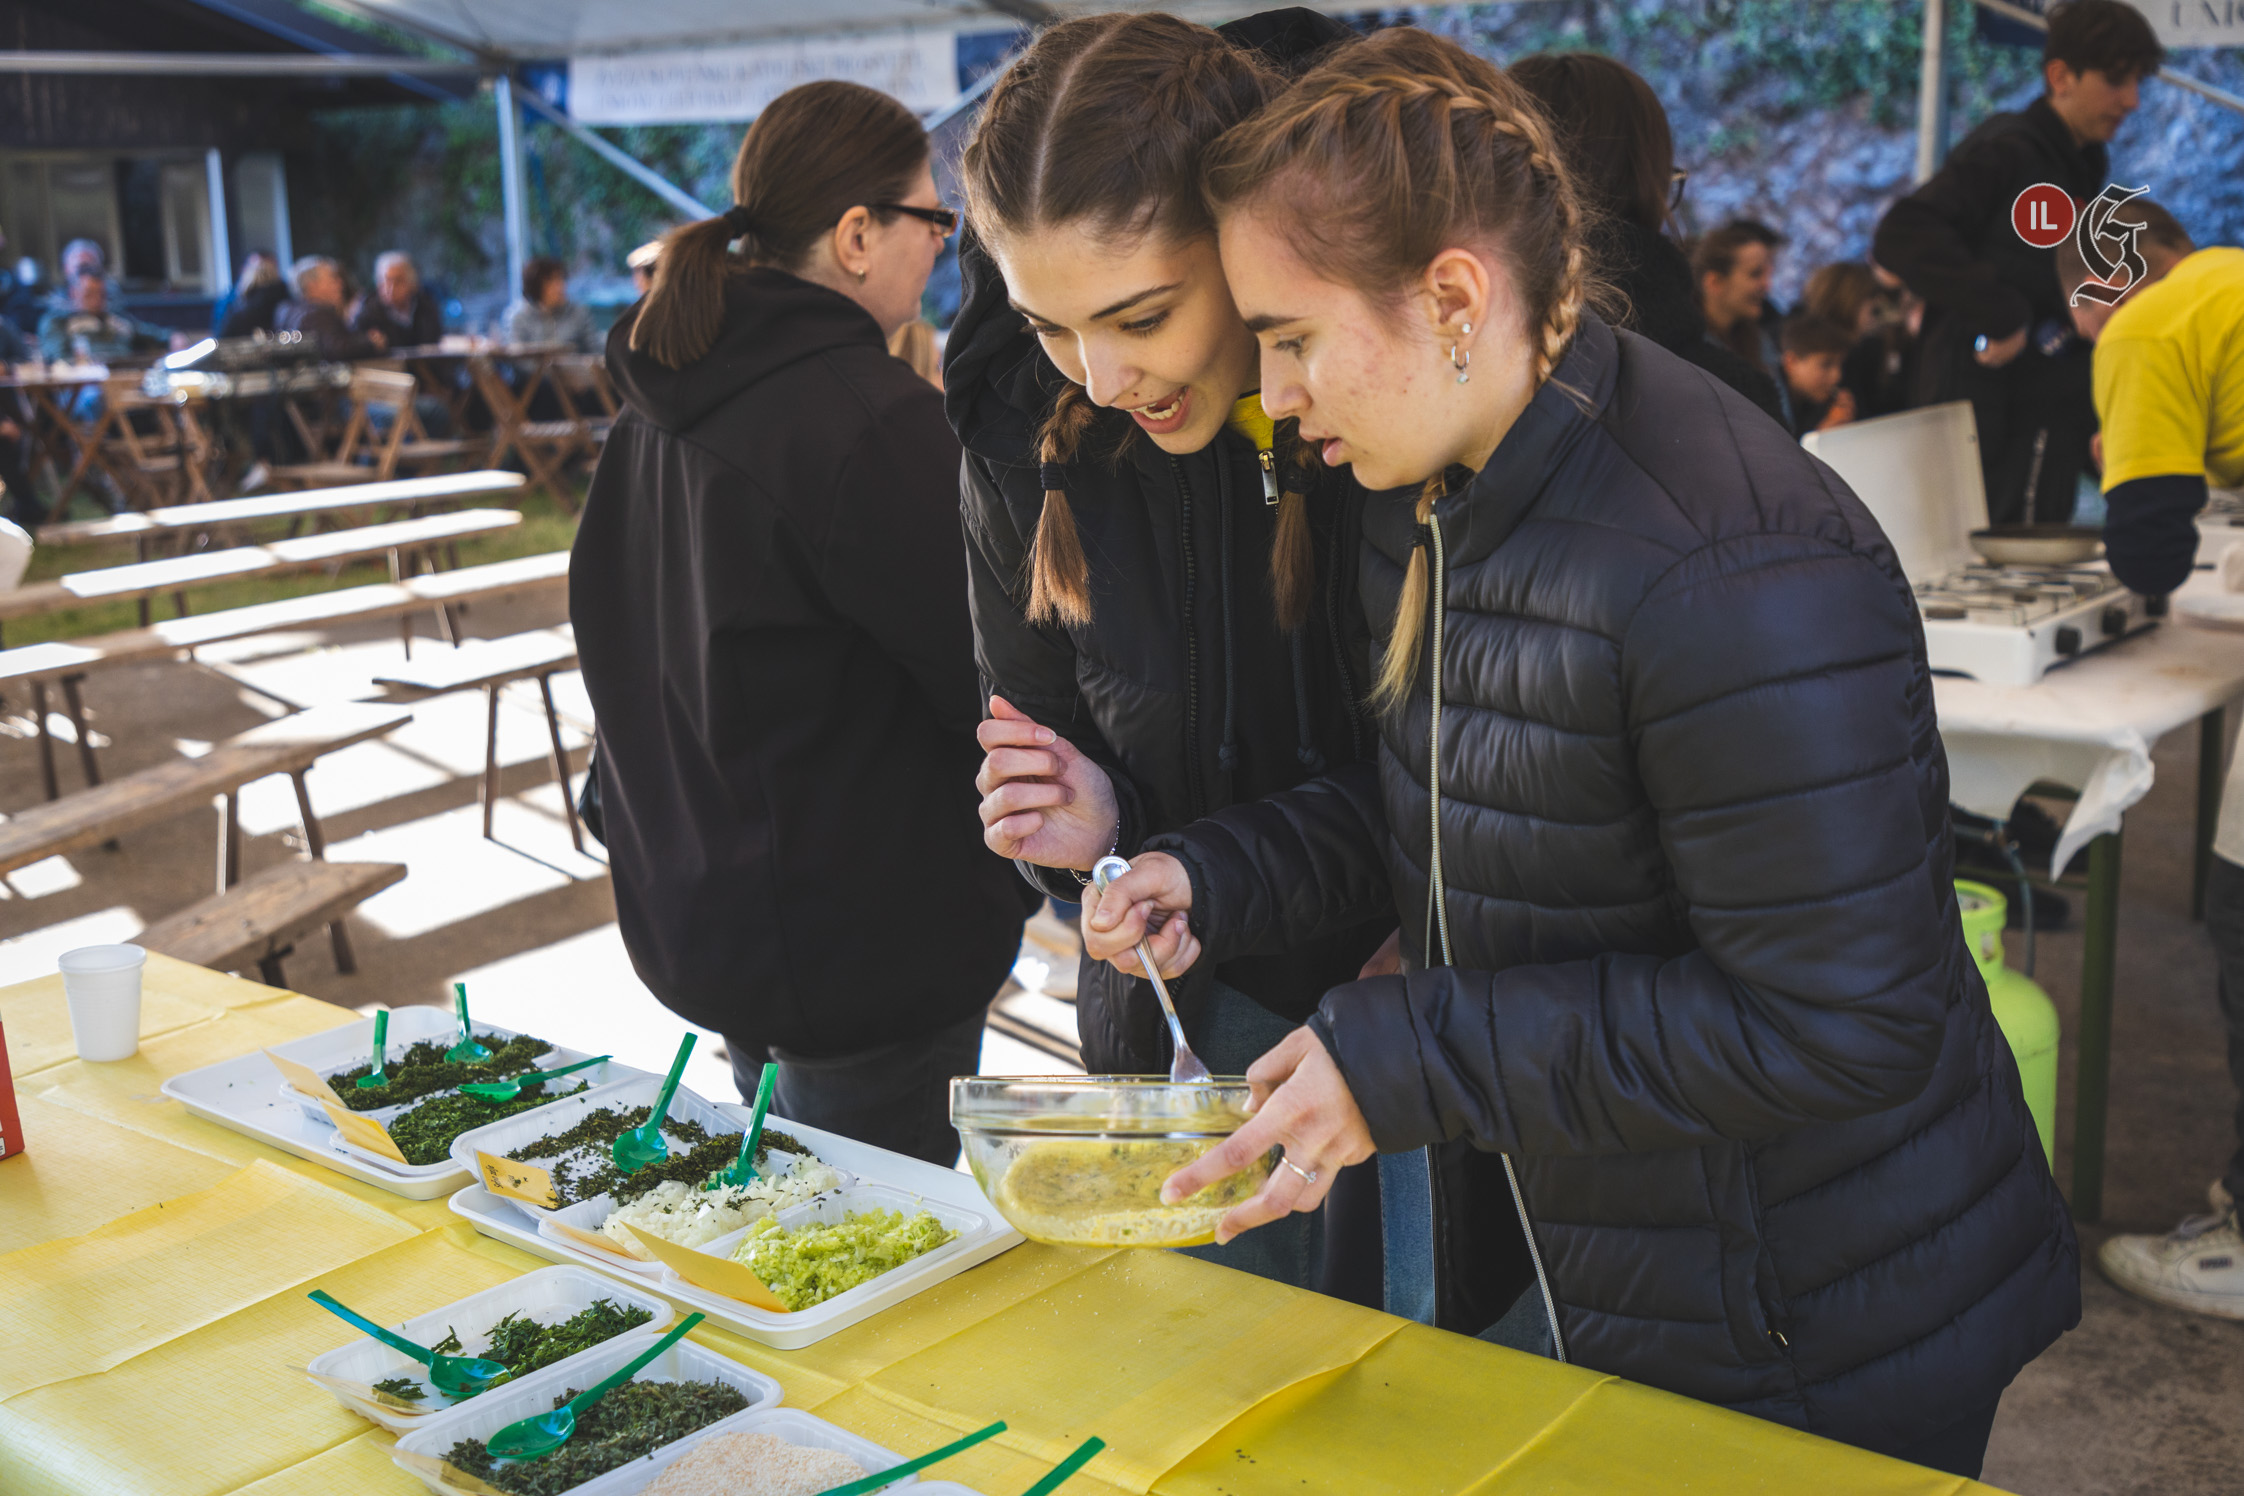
[0,959,1998,1496]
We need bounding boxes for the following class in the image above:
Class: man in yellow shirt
[2063,204,2244,1323]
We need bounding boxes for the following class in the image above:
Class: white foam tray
[158,1009,645,1199]
[686,1181,989,1313]
[391,1332,789,1496]
[446,1076,749,1223]
[449,1114,1024,1349]
[304,1265,675,1432]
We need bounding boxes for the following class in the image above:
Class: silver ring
[1281,1155,1318,1186]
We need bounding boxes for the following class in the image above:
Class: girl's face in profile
[995,226,1258,456]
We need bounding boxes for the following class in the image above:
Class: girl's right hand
[975,694,1120,869]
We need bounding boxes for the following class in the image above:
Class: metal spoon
[707,1061,777,1190]
[445,982,493,1064]
[458,1054,611,1102]
[612,1032,695,1174]
[305,1289,509,1398]
[1092,856,1212,1083]
[483,1313,704,1460]
[354,1009,391,1090]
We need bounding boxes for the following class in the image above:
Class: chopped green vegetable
[331,1032,554,1111]
[734,1208,956,1311]
[483,1298,655,1379]
[505,1103,805,1206]
[432,1325,464,1355]
[383,1081,583,1166]
[371,1375,427,1402]
[443,1380,748,1494]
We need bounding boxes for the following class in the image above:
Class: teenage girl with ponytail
[945,10,1388,1293]
[1085,28,2078,1476]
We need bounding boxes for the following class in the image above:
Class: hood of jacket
[607,267,887,435]
[942,7,1353,469]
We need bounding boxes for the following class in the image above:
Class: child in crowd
[1779,314,1857,434]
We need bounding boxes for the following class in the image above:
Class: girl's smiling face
[993,225,1259,455]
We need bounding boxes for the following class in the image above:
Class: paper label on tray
[623,1223,791,1313]
[266,1049,345,1106]
[476,1150,556,1208]
[319,1100,409,1163]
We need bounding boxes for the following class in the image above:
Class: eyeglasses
[875,204,958,237]
[1669,169,1690,212]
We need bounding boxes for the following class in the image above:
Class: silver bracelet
[1070,818,1122,886]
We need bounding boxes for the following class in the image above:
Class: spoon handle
[453,982,472,1041]
[540,1054,612,1081]
[369,1009,388,1073]
[1020,1436,1107,1496]
[564,1312,704,1415]
[1090,858,1202,1076]
[647,1032,695,1128]
[810,1420,1008,1496]
[307,1289,433,1369]
[737,1062,778,1180]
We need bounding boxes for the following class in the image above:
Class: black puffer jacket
[944,226,1384,1068]
[1151,313,2078,1455]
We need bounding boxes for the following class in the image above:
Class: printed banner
[570,30,959,124]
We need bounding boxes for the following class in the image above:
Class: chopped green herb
[443,1380,749,1494]
[734,1209,956,1311]
[483,1299,655,1379]
[384,1081,583,1166]
[504,1104,804,1207]
[331,1032,555,1111]
[432,1325,464,1355]
[372,1375,427,1402]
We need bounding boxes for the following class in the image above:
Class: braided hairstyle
[959,14,1318,630]
[1202,27,1595,711]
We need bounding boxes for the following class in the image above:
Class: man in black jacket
[1873,0,2162,524]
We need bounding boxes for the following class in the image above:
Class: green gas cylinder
[1957,880,2060,1165]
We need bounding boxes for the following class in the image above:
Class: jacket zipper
[1169,456,1207,819]
[1423,510,1567,1363]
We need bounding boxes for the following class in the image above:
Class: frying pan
[1967,525,2105,567]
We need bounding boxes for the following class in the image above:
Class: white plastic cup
[58,944,147,1062]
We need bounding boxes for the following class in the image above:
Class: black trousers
[1918,319,2094,526]
[2199,856,2244,1206]
[724,1007,987,1168]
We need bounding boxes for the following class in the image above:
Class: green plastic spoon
[484,1313,705,1460]
[353,1010,391,1090]
[809,1420,1008,1496]
[707,1062,777,1190]
[459,1055,612,1102]
[613,1032,695,1173]
[1021,1437,1107,1496]
[305,1289,509,1398]
[445,983,493,1064]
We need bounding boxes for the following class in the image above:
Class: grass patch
[4,485,581,648]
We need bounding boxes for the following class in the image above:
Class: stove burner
[1915,563,2128,629]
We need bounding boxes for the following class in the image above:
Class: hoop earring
[1449,322,1473,384]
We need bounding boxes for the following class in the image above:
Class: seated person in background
[627,240,661,299]
[503,257,598,352]
[1779,313,1858,434]
[352,252,444,350]
[214,251,288,338]
[37,274,172,362]
[43,238,123,313]
[2068,199,2244,1321]
[277,256,385,359]
[1804,260,1921,421]
[1694,218,1785,375]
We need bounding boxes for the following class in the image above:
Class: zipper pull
[1258,448,1279,506]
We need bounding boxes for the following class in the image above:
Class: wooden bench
[0,508,523,630]
[0,702,412,970]
[371,629,583,851]
[136,860,407,986]
[33,469,527,550]
[0,551,568,797]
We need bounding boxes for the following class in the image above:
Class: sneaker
[2098,1208,2244,1320]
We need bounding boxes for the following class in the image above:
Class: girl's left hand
[1160,1027,1376,1244]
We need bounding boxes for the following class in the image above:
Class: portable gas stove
[1805,403,2157,686]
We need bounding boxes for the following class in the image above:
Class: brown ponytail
[1202,27,1602,708]
[1269,426,1320,634]
[962,15,1285,630]
[633,80,927,370]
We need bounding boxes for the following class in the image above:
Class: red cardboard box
[0,1019,23,1160]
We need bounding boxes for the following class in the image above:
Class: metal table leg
[2072,829,2123,1221]
[2195,707,2225,921]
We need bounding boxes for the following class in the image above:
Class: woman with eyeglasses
[572,80,1034,1163]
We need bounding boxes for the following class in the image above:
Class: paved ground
[0,590,2236,1493]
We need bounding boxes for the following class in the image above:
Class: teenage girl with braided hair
[1084,27,2078,1475]
[945,10,1388,1294]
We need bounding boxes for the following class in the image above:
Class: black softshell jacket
[573,269,1032,1055]
[1151,315,2079,1456]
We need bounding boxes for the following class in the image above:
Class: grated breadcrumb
[641,1430,868,1496]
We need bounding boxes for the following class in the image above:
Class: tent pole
[205,148,233,296]
[496,73,530,315]
[1915,0,1951,183]
[513,89,715,220]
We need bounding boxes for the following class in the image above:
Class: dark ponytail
[634,80,927,370]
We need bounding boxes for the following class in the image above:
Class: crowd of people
[568,0,2239,1480]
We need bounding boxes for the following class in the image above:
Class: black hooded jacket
[573,269,1032,1055]
[940,13,1384,1073]
[1149,315,2078,1455]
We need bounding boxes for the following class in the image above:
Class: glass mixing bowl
[950,1076,1276,1248]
